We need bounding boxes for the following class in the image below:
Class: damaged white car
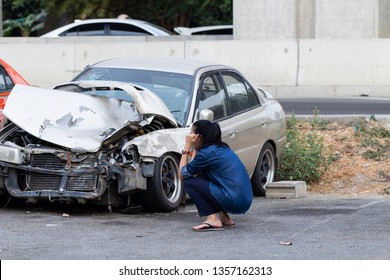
[0,58,286,212]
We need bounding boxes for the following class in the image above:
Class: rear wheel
[251,143,276,196]
[141,153,183,212]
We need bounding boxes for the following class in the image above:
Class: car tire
[141,153,183,212]
[251,142,276,196]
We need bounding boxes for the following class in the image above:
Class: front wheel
[141,153,183,212]
[251,143,276,196]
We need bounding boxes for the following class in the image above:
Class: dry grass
[305,121,390,196]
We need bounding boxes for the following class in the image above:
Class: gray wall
[1,36,390,98]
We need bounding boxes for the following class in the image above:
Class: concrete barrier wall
[1,37,390,97]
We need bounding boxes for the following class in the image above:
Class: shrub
[353,118,389,161]
[277,110,334,184]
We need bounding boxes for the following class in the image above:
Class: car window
[0,67,14,91]
[221,72,256,115]
[109,23,152,36]
[61,23,106,36]
[0,68,5,91]
[245,81,260,106]
[198,74,228,120]
[192,28,233,35]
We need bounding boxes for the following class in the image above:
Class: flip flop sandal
[222,223,236,228]
[192,222,224,232]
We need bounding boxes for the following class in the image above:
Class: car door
[196,73,239,150]
[220,71,269,174]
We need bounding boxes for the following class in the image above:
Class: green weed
[277,110,334,184]
[277,112,389,186]
[354,118,389,161]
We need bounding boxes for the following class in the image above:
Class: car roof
[41,18,172,37]
[87,57,229,75]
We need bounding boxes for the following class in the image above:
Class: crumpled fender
[122,127,190,159]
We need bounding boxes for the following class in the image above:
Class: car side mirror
[199,109,214,121]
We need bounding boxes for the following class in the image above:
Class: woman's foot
[192,214,223,231]
[192,222,223,231]
[219,211,235,227]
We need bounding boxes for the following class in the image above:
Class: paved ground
[0,193,389,260]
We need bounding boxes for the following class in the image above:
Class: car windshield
[73,68,193,126]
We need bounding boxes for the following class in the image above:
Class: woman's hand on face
[185,133,198,146]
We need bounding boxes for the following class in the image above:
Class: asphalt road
[1,194,389,260]
[277,97,390,115]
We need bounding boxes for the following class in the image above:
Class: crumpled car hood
[4,83,177,152]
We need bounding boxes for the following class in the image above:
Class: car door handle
[260,120,267,127]
[229,128,236,137]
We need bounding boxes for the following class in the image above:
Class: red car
[0,58,29,127]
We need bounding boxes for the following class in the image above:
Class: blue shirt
[181,144,253,214]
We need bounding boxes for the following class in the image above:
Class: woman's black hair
[192,120,229,148]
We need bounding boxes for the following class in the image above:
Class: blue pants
[183,175,224,217]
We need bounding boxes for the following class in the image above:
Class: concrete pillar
[233,0,296,39]
[316,0,378,38]
[379,0,390,37]
[234,0,390,39]
[296,0,316,39]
